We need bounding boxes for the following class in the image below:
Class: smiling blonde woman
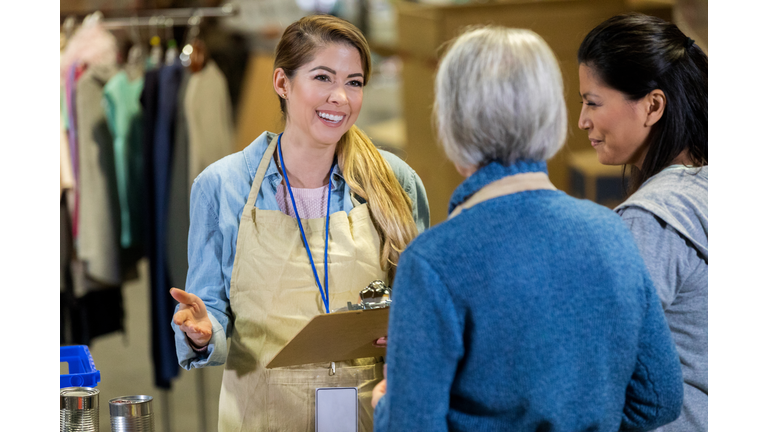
[168,15,429,431]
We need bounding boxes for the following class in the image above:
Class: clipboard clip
[337,280,392,312]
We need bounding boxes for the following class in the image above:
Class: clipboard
[266,307,389,369]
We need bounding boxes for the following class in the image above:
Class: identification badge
[315,387,358,432]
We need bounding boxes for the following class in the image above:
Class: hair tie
[685,37,695,49]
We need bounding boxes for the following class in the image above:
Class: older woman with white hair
[371,27,683,431]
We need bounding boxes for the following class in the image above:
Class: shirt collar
[244,131,346,190]
[448,159,548,214]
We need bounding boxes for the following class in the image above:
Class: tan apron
[448,171,557,219]
[219,137,387,431]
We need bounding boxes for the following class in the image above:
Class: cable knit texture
[374,159,683,432]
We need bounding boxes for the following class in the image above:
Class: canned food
[61,387,99,432]
[109,395,154,432]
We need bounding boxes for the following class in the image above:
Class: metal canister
[109,395,154,432]
[61,387,100,432]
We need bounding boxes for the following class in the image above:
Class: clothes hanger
[180,12,207,73]
[125,16,145,81]
[63,16,76,38]
[148,16,163,69]
[61,15,76,50]
[164,18,179,66]
[82,11,104,28]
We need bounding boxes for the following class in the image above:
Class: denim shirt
[172,131,430,369]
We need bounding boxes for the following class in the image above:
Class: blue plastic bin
[60,345,101,388]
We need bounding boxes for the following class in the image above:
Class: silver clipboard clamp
[333,280,392,312]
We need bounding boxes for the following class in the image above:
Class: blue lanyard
[277,133,334,314]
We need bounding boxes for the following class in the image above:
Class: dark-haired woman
[372,25,682,432]
[168,15,429,431]
[578,13,707,431]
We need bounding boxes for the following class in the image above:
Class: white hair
[434,27,568,168]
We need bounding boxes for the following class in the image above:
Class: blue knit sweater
[374,160,683,432]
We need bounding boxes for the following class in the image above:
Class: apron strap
[245,135,279,209]
[351,194,362,207]
[448,171,556,219]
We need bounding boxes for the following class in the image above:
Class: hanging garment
[61,85,75,195]
[139,67,168,382]
[61,193,75,343]
[151,61,184,389]
[166,70,191,291]
[140,68,160,258]
[75,63,122,286]
[219,138,385,431]
[61,109,74,197]
[68,260,126,344]
[60,19,118,85]
[65,63,86,238]
[61,193,125,346]
[61,22,124,344]
[102,70,146,251]
[61,17,117,236]
[204,29,249,119]
[65,64,79,189]
[184,59,235,185]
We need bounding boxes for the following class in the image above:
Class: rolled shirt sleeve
[171,176,233,369]
[173,310,228,369]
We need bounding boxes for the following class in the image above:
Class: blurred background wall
[62,0,707,222]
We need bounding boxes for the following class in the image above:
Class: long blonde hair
[274,15,418,280]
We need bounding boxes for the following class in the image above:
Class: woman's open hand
[170,288,213,348]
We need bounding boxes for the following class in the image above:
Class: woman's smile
[316,110,346,126]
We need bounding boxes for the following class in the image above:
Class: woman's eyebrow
[310,65,336,74]
[309,65,363,78]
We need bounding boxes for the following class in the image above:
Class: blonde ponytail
[273,16,418,280]
[337,125,419,281]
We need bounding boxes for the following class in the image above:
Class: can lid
[60,387,99,410]
[109,395,154,417]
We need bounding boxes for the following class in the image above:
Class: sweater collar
[448,159,548,214]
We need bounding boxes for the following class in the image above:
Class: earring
[280,93,287,99]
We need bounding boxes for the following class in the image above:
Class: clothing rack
[67,3,239,30]
[62,8,239,432]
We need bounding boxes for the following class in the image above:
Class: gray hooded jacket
[616,165,708,432]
